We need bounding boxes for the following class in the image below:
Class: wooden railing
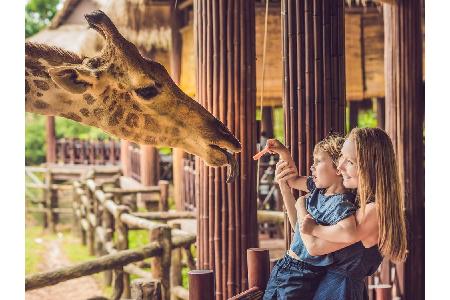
[56,138,121,165]
[182,153,196,211]
[25,165,121,233]
[25,169,196,300]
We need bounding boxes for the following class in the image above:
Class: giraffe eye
[135,85,159,100]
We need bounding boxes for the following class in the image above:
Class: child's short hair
[313,134,345,167]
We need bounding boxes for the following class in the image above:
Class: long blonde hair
[348,127,407,262]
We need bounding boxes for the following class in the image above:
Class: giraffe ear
[48,66,94,94]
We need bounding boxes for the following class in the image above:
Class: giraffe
[25,10,241,182]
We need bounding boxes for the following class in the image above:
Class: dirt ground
[25,235,106,300]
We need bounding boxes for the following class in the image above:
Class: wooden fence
[26,172,196,300]
[56,138,121,165]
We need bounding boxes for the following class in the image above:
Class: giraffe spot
[83,94,95,105]
[118,83,125,90]
[36,92,43,97]
[31,69,49,78]
[80,108,90,117]
[25,80,30,94]
[33,80,50,91]
[132,103,142,112]
[61,113,82,122]
[93,108,105,119]
[122,93,131,102]
[108,100,118,112]
[144,136,156,144]
[143,114,160,131]
[108,106,124,126]
[62,99,73,105]
[171,127,180,136]
[121,127,132,136]
[33,100,49,110]
[125,113,139,128]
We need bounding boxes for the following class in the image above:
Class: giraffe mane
[25,42,83,65]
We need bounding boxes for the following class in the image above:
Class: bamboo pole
[384,0,424,298]
[281,0,346,253]
[194,0,257,298]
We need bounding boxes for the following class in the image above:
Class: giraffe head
[26,10,241,182]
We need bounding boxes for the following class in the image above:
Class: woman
[276,127,407,299]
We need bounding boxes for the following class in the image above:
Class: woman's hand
[275,160,298,188]
[300,214,318,235]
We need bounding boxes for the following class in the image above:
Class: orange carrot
[253,146,270,160]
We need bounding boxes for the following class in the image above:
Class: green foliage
[25,113,113,165]
[358,108,378,128]
[55,117,111,140]
[25,0,61,38]
[25,113,46,165]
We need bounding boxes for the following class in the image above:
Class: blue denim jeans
[263,254,326,300]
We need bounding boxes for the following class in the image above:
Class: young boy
[260,136,357,299]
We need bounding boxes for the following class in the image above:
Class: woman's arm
[301,214,358,244]
[296,199,378,256]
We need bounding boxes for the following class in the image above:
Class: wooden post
[45,170,57,233]
[170,0,185,212]
[131,279,162,300]
[384,1,424,299]
[247,248,270,291]
[375,284,392,300]
[188,270,214,300]
[349,101,360,130]
[159,180,170,212]
[120,139,131,177]
[112,267,124,300]
[170,223,182,300]
[140,145,160,186]
[194,1,258,298]
[103,194,114,286]
[45,116,56,164]
[150,226,172,300]
[261,106,274,138]
[376,97,385,129]
[115,205,131,298]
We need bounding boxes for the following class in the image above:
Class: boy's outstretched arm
[301,215,358,244]
[265,139,309,192]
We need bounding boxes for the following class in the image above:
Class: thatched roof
[28,24,101,57]
[29,0,172,56]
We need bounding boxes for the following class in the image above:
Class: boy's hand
[300,214,317,235]
[266,139,288,154]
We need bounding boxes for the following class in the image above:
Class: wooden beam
[25,242,162,291]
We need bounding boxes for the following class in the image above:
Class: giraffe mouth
[209,145,239,183]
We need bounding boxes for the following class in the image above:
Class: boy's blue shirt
[290,176,356,266]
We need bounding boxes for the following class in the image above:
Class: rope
[256,0,270,200]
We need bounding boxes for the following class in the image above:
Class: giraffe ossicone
[25,10,241,182]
